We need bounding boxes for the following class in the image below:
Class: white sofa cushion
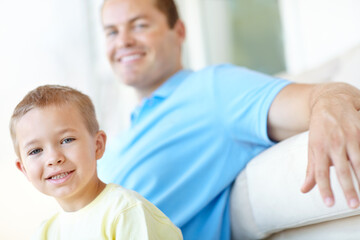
[230,131,360,239]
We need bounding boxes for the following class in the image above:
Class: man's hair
[102,0,180,28]
[9,85,99,157]
[155,0,179,28]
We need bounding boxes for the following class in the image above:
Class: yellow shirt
[33,184,182,240]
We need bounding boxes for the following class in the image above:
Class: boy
[9,85,182,239]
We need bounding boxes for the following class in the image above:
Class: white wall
[175,0,207,70]
[182,0,360,75]
[279,0,360,74]
[0,1,99,238]
[176,0,235,70]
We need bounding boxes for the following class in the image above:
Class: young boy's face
[15,104,106,204]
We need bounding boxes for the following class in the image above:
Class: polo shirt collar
[152,69,193,99]
[130,69,193,125]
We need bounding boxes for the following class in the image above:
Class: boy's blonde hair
[10,85,99,158]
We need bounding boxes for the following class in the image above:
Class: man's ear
[95,130,107,160]
[15,159,29,179]
[174,19,186,43]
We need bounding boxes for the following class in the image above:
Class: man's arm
[268,82,360,209]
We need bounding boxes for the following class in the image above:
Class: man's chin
[112,68,148,88]
[118,75,142,88]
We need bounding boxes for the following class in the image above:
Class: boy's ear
[15,159,29,179]
[95,130,107,160]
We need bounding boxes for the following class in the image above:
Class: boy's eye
[61,138,75,144]
[29,149,42,156]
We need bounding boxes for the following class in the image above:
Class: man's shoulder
[194,63,242,73]
[188,64,250,80]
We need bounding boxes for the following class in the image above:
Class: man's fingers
[332,147,359,209]
[348,143,360,181]
[347,143,360,207]
[301,175,316,193]
[310,149,335,207]
[307,143,335,206]
[301,161,316,193]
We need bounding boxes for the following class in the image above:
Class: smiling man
[98,0,360,239]
[102,0,184,98]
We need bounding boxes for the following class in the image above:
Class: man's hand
[268,82,360,208]
[301,83,360,208]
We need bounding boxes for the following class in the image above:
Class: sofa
[230,131,360,239]
[229,45,360,239]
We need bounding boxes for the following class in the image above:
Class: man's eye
[29,149,42,156]
[62,138,75,144]
[106,30,117,37]
[134,23,149,30]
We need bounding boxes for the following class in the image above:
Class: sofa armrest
[230,131,360,239]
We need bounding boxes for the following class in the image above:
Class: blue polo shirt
[98,64,291,240]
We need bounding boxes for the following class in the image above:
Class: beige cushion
[230,131,360,239]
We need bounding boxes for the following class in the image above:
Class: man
[98,0,360,239]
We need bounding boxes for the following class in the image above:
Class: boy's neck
[57,179,106,212]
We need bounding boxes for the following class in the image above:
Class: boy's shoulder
[32,184,153,238]
[101,183,154,212]
[32,184,182,239]
[31,213,59,240]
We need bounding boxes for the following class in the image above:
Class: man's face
[102,0,185,97]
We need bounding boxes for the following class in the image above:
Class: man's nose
[115,28,135,48]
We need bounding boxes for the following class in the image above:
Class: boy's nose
[47,150,65,166]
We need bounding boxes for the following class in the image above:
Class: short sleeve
[212,64,291,145]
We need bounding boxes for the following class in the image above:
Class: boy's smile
[45,170,75,184]
[15,104,106,211]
